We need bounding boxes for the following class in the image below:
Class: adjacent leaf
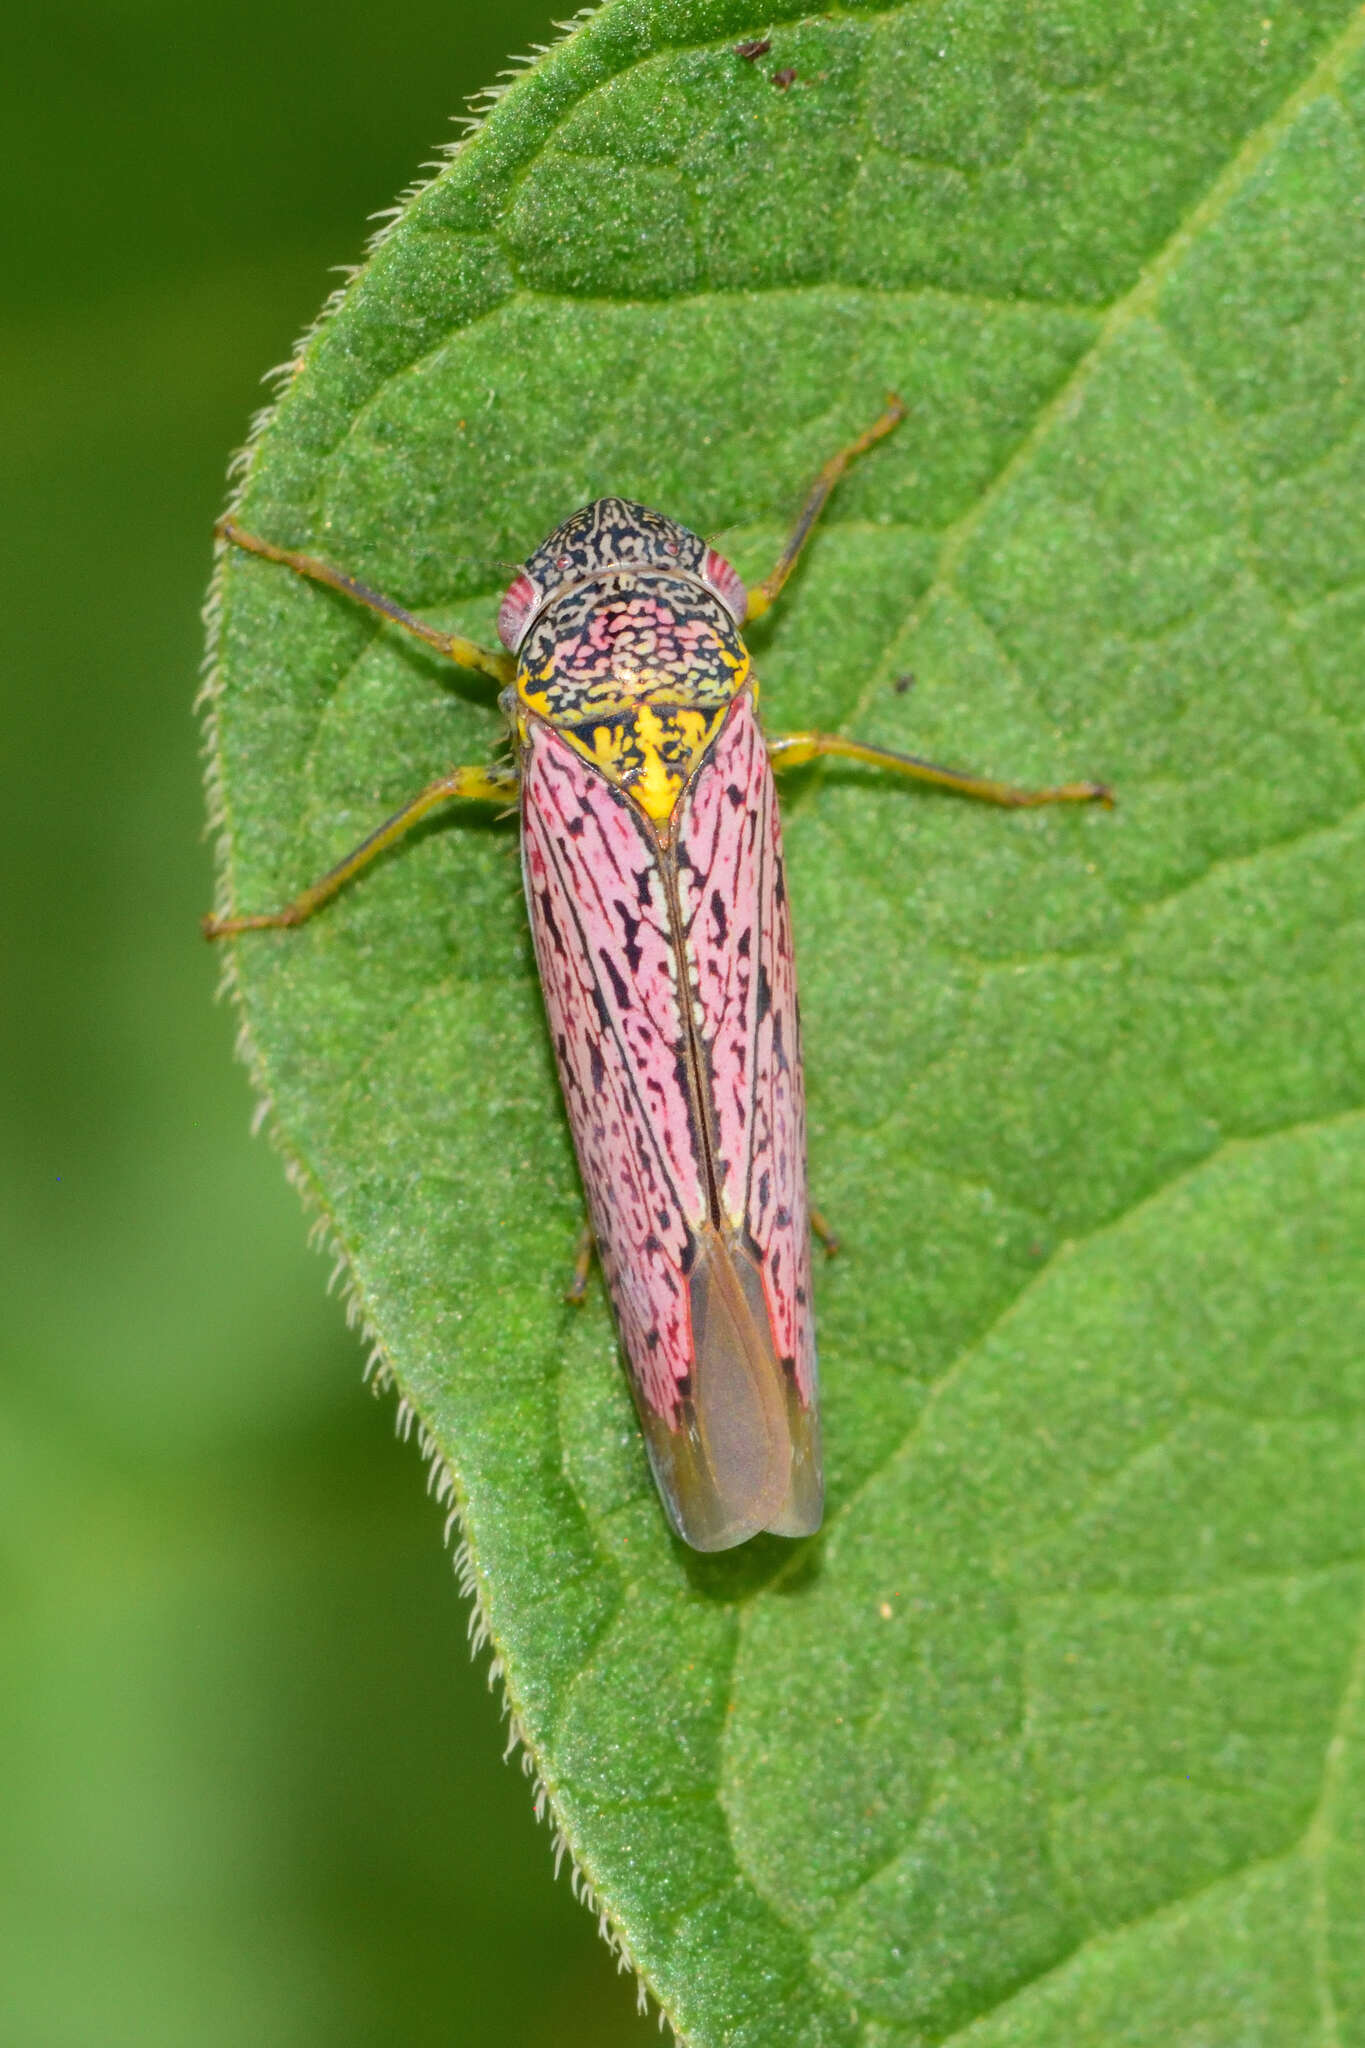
[205,5,1365,2041]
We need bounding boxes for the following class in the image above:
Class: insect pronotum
[207,399,1110,1551]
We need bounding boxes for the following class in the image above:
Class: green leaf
[205,4,1365,2041]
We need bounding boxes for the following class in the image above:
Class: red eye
[497,572,537,652]
[702,547,747,623]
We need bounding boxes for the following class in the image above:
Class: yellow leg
[564,1221,596,1305]
[767,731,1112,809]
[744,396,906,625]
[202,763,520,937]
[809,1207,841,1259]
[218,519,516,685]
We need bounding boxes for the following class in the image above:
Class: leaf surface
[207,5,1365,2040]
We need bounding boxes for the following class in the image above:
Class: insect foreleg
[766,731,1112,809]
[218,519,516,685]
[743,395,906,625]
[202,763,520,938]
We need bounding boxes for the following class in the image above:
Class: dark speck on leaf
[772,66,797,89]
[893,672,916,695]
[734,37,771,60]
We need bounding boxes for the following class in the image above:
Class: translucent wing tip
[639,1229,822,1552]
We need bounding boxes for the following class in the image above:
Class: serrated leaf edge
[196,2,686,2035]
[198,3,1365,2039]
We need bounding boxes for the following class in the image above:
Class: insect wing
[521,722,703,1418]
[521,720,806,1549]
[674,694,821,1536]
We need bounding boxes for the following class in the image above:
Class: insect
[206,399,1110,1550]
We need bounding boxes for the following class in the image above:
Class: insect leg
[202,763,520,937]
[743,395,906,625]
[218,519,516,685]
[809,1207,841,1259]
[564,1221,597,1305]
[767,732,1112,809]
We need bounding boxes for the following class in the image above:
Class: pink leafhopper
[206,401,1110,1549]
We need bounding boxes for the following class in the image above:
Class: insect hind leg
[564,1221,596,1305]
[809,1207,841,1258]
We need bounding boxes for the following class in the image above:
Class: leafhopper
[208,402,1109,1549]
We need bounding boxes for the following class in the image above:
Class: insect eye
[665,540,680,556]
[702,546,747,623]
[496,571,538,652]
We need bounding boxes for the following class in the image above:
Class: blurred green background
[1,5,655,2041]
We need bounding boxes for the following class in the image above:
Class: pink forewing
[520,723,706,1424]
[675,695,817,1405]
